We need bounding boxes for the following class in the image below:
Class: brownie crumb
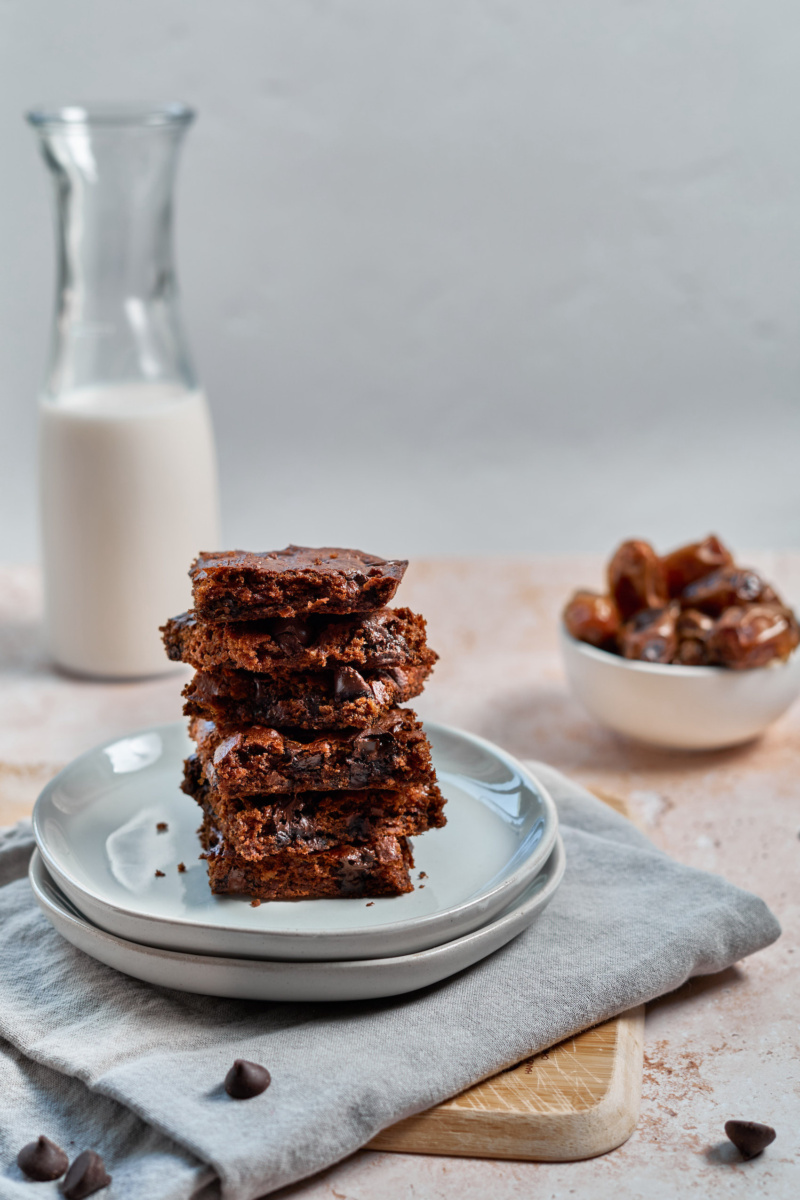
[250,899,262,907]
[366,901,374,907]
[156,822,168,832]
[154,870,165,878]
[177,862,186,873]
[419,871,427,879]
[419,884,425,889]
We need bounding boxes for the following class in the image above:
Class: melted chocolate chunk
[334,666,374,700]
[16,1135,68,1181]
[336,848,377,894]
[225,1059,271,1099]
[62,1150,112,1199]
[346,812,375,840]
[271,617,314,653]
[724,1119,776,1160]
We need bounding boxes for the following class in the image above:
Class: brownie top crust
[190,546,408,621]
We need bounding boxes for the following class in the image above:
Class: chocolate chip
[62,1150,112,1199]
[17,1135,68,1181]
[154,869,165,877]
[724,1119,776,1159]
[334,666,373,700]
[177,862,186,873]
[271,617,313,652]
[156,822,168,832]
[224,1059,271,1099]
[295,752,323,771]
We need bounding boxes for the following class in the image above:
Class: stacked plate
[31,721,565,1001]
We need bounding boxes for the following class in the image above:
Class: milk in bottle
[28,102,221,677]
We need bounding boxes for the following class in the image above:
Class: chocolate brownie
[183,755,446,857]
[200,815,414,899]
[161,607,435,675]
[183,663,431,730]
[188,709,435,795]
[190,546,407,622]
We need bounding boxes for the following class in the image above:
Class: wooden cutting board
[369,792,646,1162]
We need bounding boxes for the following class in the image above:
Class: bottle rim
[26,102,195,129]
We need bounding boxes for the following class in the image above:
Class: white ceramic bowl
[560,626,800,750]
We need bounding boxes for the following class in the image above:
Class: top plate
[33,721,558,961]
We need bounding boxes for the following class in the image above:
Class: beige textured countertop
[1,558,797,1199]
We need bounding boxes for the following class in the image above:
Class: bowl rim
[559,623,800,678]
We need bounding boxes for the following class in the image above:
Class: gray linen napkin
[0,765,780,1200]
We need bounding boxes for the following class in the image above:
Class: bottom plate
[29,837,565,1002]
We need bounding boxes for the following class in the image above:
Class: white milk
[39,383,221,678]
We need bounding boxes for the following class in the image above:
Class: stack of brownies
[161,546,445,901]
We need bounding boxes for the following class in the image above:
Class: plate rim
[29,835,566,973]
[32,719,558,946]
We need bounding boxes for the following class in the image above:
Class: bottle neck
[32,117,196,399]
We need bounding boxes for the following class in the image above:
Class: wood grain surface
[368,1006,645,1162]
[368,792,646,1162]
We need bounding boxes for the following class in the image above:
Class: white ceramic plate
[33,721,558,961]
[29,837,565,1001]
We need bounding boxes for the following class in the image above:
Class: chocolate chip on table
[17,1135,69,1181]
[177,862,186,873]
[156,821,168,832]
[154,869,165,877]
[724,1119,776,1159]
[224,1059,271,1099]
[62,1150,112,1199]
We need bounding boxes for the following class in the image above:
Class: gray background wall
[2,1,799,561]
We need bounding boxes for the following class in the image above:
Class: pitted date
[607,540,669,620]
[707,604,800,669]
[563,591,620,649]
[681,567,772,616]
[661,535,733,597]
[674,608,715,665]
[619,602,680,663]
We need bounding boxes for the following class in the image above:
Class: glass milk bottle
[27,103,220,678]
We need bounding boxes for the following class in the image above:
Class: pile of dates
[563,535,800,668]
